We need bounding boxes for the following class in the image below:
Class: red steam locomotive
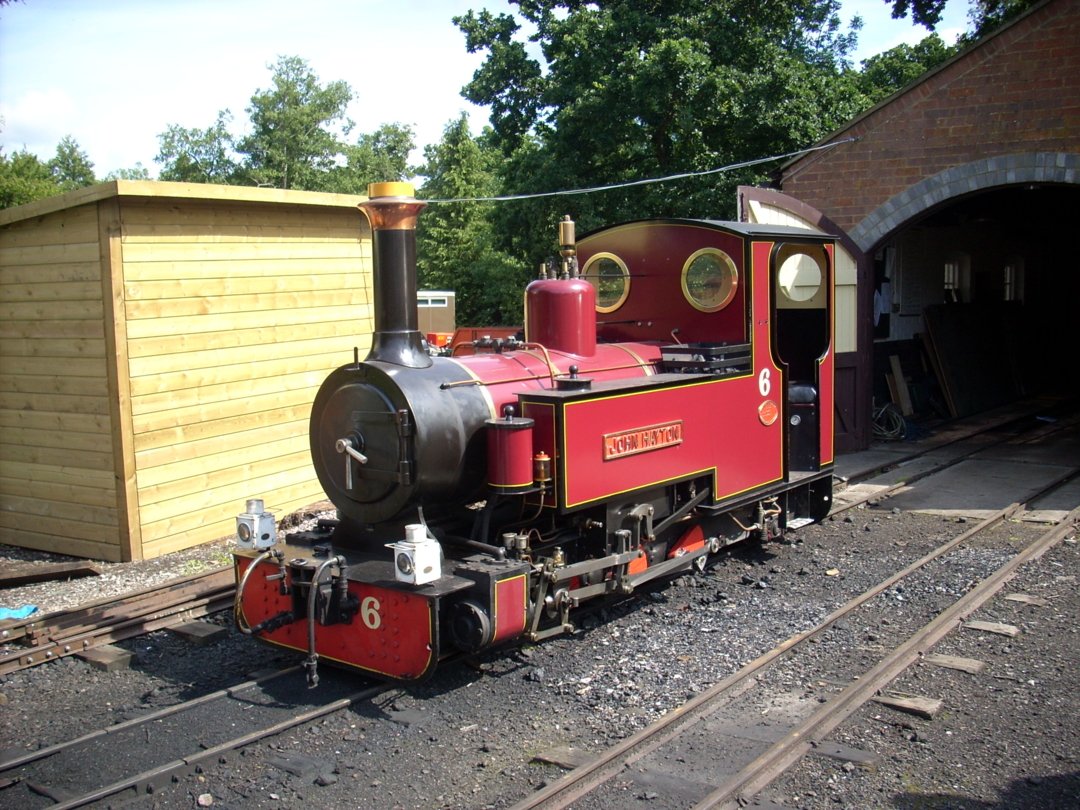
[233,182,835,686]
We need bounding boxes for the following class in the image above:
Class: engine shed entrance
[741,0,1080,449]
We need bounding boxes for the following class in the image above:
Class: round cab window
[777,252,823,302]
[582,252,630,312]
[682,249,738,312]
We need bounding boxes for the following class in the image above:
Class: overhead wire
[423,137,859,204]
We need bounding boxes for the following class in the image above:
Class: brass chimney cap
[367,181,415,199]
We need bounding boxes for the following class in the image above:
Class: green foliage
[48,135,96,191]
[456,10,545,156]
[962,0,1042,39]
[887,0,950,28]
[105,163,152,181]
[856,33,959,103]
[152,59,414,193]
[0,136,99,208]
[156,111,238,183]
[417,115,524,326]
[332,123,416,194]
[237,56,354,190]
[887,0,1040,37]
[0,148,60,207]
[455,1,866,264]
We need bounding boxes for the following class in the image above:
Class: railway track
[510,480,1079,808]
[838,398,1076,489]
[693,512,1077,810]
[0,664,388,809]
[832,402,1080,514]
[0,568,234,676]
[0,403,1074,807]
[3,493,1071,810]
[1,401,1067,680]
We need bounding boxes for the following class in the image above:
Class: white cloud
[0,87,78,157]
[845,0,968,63]
[0,0,498,176]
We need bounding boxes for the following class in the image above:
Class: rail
[510,479,1079,809]
[0,664,388,809]
[0,568,234,676]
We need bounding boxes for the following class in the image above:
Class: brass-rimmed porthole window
[682,248,738,312]
[581,252,631,313]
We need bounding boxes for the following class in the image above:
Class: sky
[0,0,969,179]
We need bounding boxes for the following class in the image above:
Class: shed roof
[0,180,366,227]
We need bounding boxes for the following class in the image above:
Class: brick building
[741,0,1079,448]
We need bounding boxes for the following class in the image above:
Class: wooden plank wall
[119,198,371,558]
[0,204,122,559]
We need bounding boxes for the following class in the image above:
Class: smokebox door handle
[335,437,368,490]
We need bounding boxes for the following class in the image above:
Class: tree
[456,1,865,264]
[417,115,524,326]
[0,148,60,208]
[332,123,416,194]
[237,56,354,190]
[856,33,958,103]
[156,111,238,183]
[887,0,950,28]
[887,0,1040,36]
[153,65,410,192]
[105,163,152,181]
[48,135,96,191]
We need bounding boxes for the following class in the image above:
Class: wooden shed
[0,181,373,561]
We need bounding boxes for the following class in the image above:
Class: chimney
[357,182,432,369]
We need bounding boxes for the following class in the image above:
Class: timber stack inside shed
[0,181,373,561]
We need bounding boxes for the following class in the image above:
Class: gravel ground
[0,503,335,618]
[1,499,1077,809]
[0,537,236,617]
[771,532,1080,810]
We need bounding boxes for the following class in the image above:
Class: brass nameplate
[603,421,683,460]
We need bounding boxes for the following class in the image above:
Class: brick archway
[850,152,1080,253]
